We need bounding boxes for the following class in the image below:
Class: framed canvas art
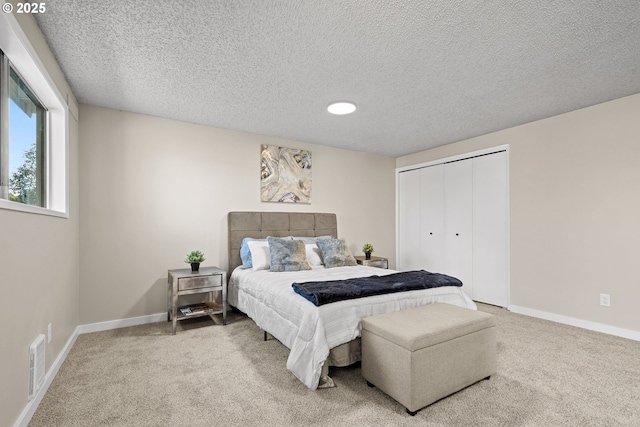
[260,145,312,203]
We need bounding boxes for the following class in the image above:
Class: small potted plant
[185,250,205,272]
[362,243,374,260]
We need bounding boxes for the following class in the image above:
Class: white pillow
[305,243,323,266]
[247,240,271,271]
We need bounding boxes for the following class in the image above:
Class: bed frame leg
[263,331,267,341]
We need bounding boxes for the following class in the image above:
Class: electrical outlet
[600,293,610,307]
[47,323,52,343]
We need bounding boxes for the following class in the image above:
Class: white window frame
[0,5,69,218]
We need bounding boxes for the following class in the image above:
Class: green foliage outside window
[9,142,40,205]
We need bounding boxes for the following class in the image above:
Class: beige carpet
[29,304,640,426]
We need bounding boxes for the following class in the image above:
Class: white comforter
[228,265,477,390]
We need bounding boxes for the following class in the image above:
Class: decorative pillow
[305,243,323,267]
[290,236,318,244]
[240,237,264,269]
[267,237,311,272]
[247,240,271,271]
[315,238,357,268]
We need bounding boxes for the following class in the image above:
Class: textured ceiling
[34,1,640,157]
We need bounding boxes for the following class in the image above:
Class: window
[0,10,68,217]
[1,60,48,207]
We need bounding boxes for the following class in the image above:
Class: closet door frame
[395,144,511,308]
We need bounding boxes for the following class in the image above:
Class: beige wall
[397,94,640,333]
[0,9,80,427]
[78,105,396,324]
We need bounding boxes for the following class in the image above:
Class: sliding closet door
[419,165,444,273]
[443,159,473,297]
[397,169,421,270]
[472,152,509,306]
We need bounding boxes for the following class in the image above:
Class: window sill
[0,199,68,218]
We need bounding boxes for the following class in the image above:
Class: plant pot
[365,252,371,260]
[191,263,200,272]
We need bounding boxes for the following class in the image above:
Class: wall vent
[29,334,46,400]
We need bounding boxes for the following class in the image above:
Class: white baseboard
[14,312,166,427]
[77,312,167,334]
[509,305,640,342]
[14,326,80,427]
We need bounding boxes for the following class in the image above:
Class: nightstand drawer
[178,274,221,291]
[362,259,388,269]
[355,256,389,269]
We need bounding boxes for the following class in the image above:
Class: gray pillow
[267,237,311,272]
[315,237,357,268]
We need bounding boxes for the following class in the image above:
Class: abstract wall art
[260,145,312,203]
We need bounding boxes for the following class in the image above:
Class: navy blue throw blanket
[291,270,462,306]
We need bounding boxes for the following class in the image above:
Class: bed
[227,211,477,390]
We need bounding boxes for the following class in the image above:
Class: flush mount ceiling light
[327,101,356,115]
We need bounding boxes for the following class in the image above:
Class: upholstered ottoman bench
[361,303,497,415]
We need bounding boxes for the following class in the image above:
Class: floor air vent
[29,334,45,400]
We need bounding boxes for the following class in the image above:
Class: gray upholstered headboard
[227,212,337,273]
